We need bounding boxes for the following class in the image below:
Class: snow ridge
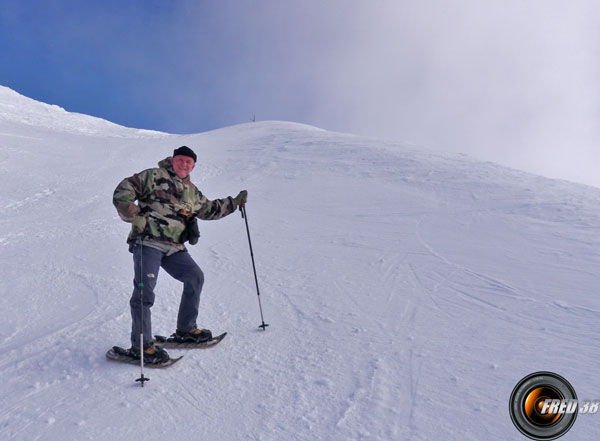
[0,85,165,137]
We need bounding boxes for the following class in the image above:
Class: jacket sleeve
[194,191,238,221]
[112,170,154,222]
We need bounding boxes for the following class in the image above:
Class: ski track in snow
[4,188,56,210]
[1,88,600,440]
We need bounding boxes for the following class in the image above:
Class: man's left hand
[234,190,248,207]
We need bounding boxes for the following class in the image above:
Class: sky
[1,0,599,187]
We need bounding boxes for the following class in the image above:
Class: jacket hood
[158,157,173,170]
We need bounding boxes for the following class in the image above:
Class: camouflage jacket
[113,157,238,250]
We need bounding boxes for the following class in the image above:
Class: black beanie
[173,146,197,162]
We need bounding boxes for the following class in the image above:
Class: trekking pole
[135,237,149,386]
[240,204,269,330]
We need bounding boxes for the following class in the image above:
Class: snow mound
[0,85,165,137]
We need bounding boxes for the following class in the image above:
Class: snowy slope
[0,85,165,137]
[1,87,600,441]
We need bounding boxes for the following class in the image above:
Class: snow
[0,85,165,138]
[1,86,599,440]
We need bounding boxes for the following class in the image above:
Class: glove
[131,215,147,234]
[234,190,248,208]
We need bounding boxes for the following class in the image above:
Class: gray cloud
[294,1,600,186]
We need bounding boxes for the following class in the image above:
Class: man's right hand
[131,215,147,234]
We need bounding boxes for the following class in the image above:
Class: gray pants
[130,244,204,348]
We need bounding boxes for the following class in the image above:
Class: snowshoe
[154,331,227,349]
[173,327,213,343]
[130,344,170,365]
[106,344,182,368]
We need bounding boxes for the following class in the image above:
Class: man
[113,146,247,364]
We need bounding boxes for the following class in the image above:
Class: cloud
[295,2,600,171]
